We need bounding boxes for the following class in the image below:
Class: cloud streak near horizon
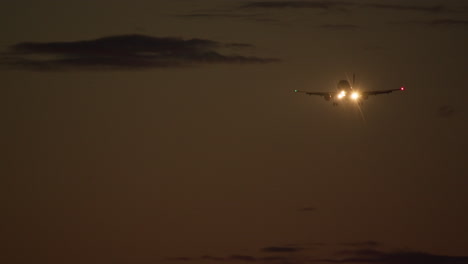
[167,248,468,264]
[241,1,347,10]
[317,249,468,264]
[177,1,463,29]
[0,34,278,71]
[426,19,468,27]
[240,1,451,13]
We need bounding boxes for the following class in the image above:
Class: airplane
[294,74,405,106]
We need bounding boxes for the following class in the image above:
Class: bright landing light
[337,90,346,99]
[351,92,360,100]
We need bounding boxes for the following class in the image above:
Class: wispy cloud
[0,34,279,71]
[240,1,349,10]
[176,13,258,19]
[362,3,446,13]
[316,249,468,264]
[320,24,360,30]
[175,12,282,24]
[168,248,468,264]
[201,255,226,261]
[438,105,456,118]
[168,257,193,261]
[426,19,468,27]
[239,1,453,14]
[168,254,295,263]
[229,255,258,262]
[298,206,318,212]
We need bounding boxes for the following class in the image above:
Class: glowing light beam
[351,92,360,100]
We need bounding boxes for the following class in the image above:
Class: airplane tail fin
[345,72,356,89]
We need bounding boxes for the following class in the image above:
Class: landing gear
[333,102,338,106]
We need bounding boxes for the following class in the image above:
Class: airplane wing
[294,90,334,96]
[362,87,405,96]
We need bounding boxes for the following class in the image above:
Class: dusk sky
[1,1,468,264]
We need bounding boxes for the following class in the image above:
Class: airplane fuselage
[337,80,352,91]
[333,80,361,105]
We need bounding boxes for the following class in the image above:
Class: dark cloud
[261,256,291,262]
[201,255,226,261]
[298,206,317,212]
[241,1,349,10]
[229,255,258,262]
[320,24,360,30]
[176,12,282,24]
[0,34,278,71]
[361,3,446,13]
[438,105,456,118]
[240,1,451,14]
[167,257,193,261]
[261,246,303,253]
[317,249,468,264]
[177,13,257,19]
[168,254,295,263]
[177,2,455,27]
[229,255,295,263]
[169,249,468,264]
[426,19,468,27]
[226,43,256,48]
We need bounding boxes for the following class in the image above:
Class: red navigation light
[400,87,405,91]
